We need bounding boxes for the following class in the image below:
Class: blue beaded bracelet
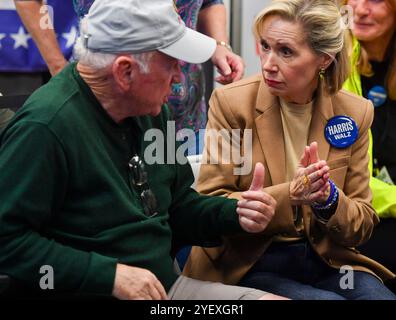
[311,179,339,210]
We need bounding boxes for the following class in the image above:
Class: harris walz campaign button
[368,85,387,107]
[325,116,358,148]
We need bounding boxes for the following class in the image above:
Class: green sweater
[0,63,241,296]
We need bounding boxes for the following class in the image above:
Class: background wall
[206,0,271,104]
[0,0,16,10]
[233,0,270,77]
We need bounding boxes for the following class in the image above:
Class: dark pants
[238,240,396,300]
[358,218,396,273]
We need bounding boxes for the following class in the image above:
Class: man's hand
[289,142,330,205]
[112,264,168,300]
[237,163,276,233]
[212,45,244,85]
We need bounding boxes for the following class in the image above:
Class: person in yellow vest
[183,0,396,299]
[342,0,396,273]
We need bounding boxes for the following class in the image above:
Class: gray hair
[253,0,349,95]
[73,36,153,73]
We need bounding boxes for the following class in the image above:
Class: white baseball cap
[82,0,216,64]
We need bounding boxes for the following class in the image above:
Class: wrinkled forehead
[259,15,308,47]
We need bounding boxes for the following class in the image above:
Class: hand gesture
[289,142,330,205]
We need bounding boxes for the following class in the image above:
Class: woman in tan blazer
[183,0,396,299]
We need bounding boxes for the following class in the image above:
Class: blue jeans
[238,240,396,300]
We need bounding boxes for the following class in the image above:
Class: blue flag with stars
[0,0,78,72]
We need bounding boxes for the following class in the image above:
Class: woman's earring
[319,68,325,80]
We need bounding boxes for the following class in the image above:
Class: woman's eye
[261,40,270,51]
[280,47,293,56]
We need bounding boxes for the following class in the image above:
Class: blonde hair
[253,0,349,95]
[341,0,396,100]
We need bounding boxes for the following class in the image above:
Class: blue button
[325,116,358,148]
[368,85,387,107]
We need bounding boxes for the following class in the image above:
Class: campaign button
[325,116,358,148]
[368,85,387,107]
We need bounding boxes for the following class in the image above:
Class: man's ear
[112,55,136,91]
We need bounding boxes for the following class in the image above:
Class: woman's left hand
[289,142,331,205]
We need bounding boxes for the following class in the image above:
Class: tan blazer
[183,74,395,284]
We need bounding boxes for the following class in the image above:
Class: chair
[187,154,202,189]
[175,154,205,271]
[0,94,30,112]
[0,93,30,131]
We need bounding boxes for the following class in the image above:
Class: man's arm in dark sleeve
[168,160,243,245]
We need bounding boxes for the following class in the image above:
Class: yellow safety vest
[343,37,396,218]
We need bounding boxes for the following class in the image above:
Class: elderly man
[0,0,282,300]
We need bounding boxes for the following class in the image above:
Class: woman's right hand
[289,142,330,206]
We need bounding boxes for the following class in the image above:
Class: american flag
[0,0,78,72]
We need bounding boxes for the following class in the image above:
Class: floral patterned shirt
[72,0,95,18]
[170,0,223,132]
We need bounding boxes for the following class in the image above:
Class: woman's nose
[262,52,278,73]
[354,0,370,17]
